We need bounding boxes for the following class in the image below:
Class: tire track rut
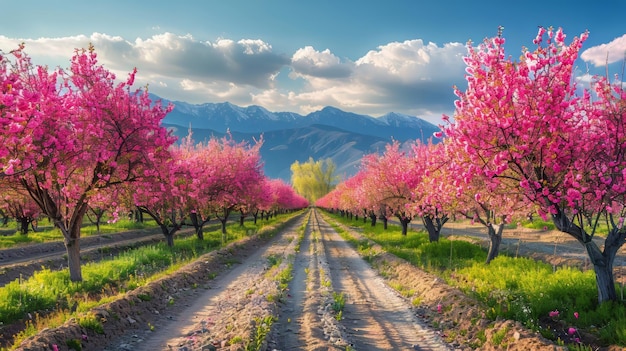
[270,208,451,351]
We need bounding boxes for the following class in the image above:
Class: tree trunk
[423,216,439,242]
[590,251,617,303]
[215,207,233,244]
[381,216,388,229]
[165,232,175,247]
[220,219,227,242]
[65,236,82,282]
[485,223,504,264]
[18,217,30,235]
[239,211,245,226]
[134,207,144,223]
[0,210,7,227]
[422,213,449,243]
[397,215,411,236]
[189,212,204,240]
[157,223,177,247]
[87,208,105,234]
[370,213,377,226]
[584,230,622,302]
[551,207,624,302]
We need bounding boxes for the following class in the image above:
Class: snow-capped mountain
[156,96,442,180]
[160,97,439,143]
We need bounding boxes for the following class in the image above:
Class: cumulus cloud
[273,39,466,121]
[0,33,467,124]
[581,34,626,67]
[0,32,289,90]
[291,46,353,79]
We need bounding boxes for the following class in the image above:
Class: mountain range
[159,96,441,181]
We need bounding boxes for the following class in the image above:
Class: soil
[3,210,626,351]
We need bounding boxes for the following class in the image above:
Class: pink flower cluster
[548,310,582,344]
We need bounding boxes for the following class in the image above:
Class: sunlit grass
[0,218,159,248]
[517,217,611,237]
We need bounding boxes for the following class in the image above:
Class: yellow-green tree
[290,157,338,202]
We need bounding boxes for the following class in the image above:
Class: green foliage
[0,218,157,248]
[246,316,276,351]
[77,313,103,334]
[332,292,345,313]
[290,157,338,202]
[491,326,509,346]
[519,218,555,231]
[66,338,82,351]
[266,254,282,268]
[275,264,293,291]
[137,293,151,301]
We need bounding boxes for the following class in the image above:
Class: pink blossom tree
[269,178,309,213]
[201,134,264,242]
[452,166,531,263]
[173,131,212,239]
[0,45,175,281]
[408,141,455,242]
[442,26,626,302]
[238,176,273,226]
[132,147,190,247]
[0,182,41,235]
[360,141,419,235]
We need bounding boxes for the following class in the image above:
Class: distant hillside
[159,97,440,181]
[165,123,391,181]
[159,97,439,143]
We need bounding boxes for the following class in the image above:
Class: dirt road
[94,209,452,351]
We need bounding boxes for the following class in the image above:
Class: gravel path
[98,208,453,351]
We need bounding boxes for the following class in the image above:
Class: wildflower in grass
[574,337,581,343]
[568,327,577,335]
[52,345,59,351]
[574,311,579,319]
[549,310,559,318]
[437,303,442,313]
[82,334,88,340]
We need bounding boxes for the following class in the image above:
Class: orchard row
[317,27,626,305]
[0,44,307,282]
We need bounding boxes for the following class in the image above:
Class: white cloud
[581,34,626,67]
[0,33,466,125]
[275,40,466,121]
[291,46,353,79]
[0,32,289,90]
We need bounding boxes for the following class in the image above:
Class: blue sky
[2,1,625,125]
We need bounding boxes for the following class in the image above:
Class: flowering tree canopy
[442,26,626,302]
[0,45,175,281]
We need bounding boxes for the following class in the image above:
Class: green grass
[517,217,612,237]
[0,218,158,248]
[0,211,302,349]
[323,211,626,347]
